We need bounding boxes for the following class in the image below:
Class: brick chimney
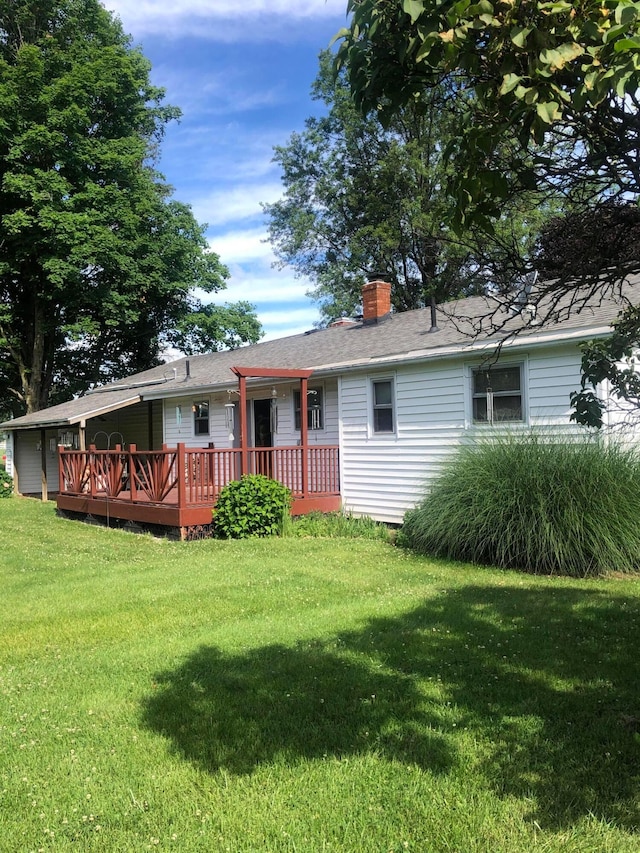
[362,278,391,324]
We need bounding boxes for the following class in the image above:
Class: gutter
[85,376,170,394]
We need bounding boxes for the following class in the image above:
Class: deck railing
[59,443,340,508]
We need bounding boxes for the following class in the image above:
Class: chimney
[362,277,392,325]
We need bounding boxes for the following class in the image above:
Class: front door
[253,399,273,476]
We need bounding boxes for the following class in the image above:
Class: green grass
[401,430,640,576]
[1,497,640,852]
[284,510,391,540]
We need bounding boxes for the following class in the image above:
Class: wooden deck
[57,443,341,539]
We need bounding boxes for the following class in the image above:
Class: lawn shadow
[141,581,640,832]
[337,583,640,832]
[141,640,453,775]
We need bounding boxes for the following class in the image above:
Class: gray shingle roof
[2,279,635,431]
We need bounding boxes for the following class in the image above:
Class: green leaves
[0,0,241,415]
[213,475,292,539]
[535,100,562,123]
[171,301,263,356]
[403,0,425,24]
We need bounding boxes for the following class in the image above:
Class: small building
[1,279,635,537]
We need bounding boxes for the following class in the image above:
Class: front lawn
[1,498,639,852]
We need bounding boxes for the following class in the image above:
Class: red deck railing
[58,443,340,508]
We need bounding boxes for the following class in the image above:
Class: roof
[2,278,636,431]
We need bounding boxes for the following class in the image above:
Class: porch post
[40,428,48,502]
[11,432,19,495]
[239,374,248,476]
[147,402,154,450]
[129,444,137,502]
[89,444,97,497]
[78,420,86,452]
[300,376,309,499]
[58,447,64,495]
[177,443,186,508]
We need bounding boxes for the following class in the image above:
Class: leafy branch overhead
[264,51,555,324]
[336,0,640,225]
[336,0,640,427]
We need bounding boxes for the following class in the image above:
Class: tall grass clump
[401,431,640,577]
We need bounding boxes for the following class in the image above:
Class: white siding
[339,344,590,524]
[14,429,61,495]
[13,400,162,495]
[162,381,340,450]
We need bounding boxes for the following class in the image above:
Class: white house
[1,278,635,536]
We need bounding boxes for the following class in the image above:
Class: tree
[265,51,552,323]
[0,0,261,418]
[335,0,640,425]
[171,301,263,356]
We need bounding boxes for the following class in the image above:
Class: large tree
[265,51,553,324]
[0,0,261,418]
[336,0,640,425]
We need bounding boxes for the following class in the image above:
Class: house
[1,278,635,538]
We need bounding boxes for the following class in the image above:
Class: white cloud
[150,64,288,120]
[104,0,347,40]
[191,182,282,228]
[207,269,312,306]
[209,228,273,265]
[259,309,320,340]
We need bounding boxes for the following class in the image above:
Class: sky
[102,0,351,342]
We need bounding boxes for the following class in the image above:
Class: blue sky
[104,0,350,341]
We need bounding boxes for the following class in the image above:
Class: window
[472,365,523,423]
[294,387,324,430]
[193,400,210,436]
[372,379,395,433]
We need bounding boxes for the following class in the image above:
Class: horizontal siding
[14,400,163,495]
[528,347,583,421]
[14,429,61,494]
[339,345,591,524]
[162,381,339,450]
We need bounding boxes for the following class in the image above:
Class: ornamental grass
[401,430,640,577]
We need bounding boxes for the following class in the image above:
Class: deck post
[58,448,64,495]
[177,443,186,508]
[238,375,248,477]
[300,376,309,499]
[40,428,48,501]
[89,444,97,497]
[129,444,137,502]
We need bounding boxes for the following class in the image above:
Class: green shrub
[0,466,13,498]
[400,431,640,577]
[213,475,292,539]
[285,510,390,541]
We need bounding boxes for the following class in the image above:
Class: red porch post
[177,443,186,508]
[231,366,314,489]
[129,443,137,502]
[89,444,97,497]
[238,374,248,477]
[300,376,309,500]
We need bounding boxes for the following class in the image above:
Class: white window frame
[466,361,528,427]
[192,399,210,437]
[369,375,397,437]
[293,384,325,432]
